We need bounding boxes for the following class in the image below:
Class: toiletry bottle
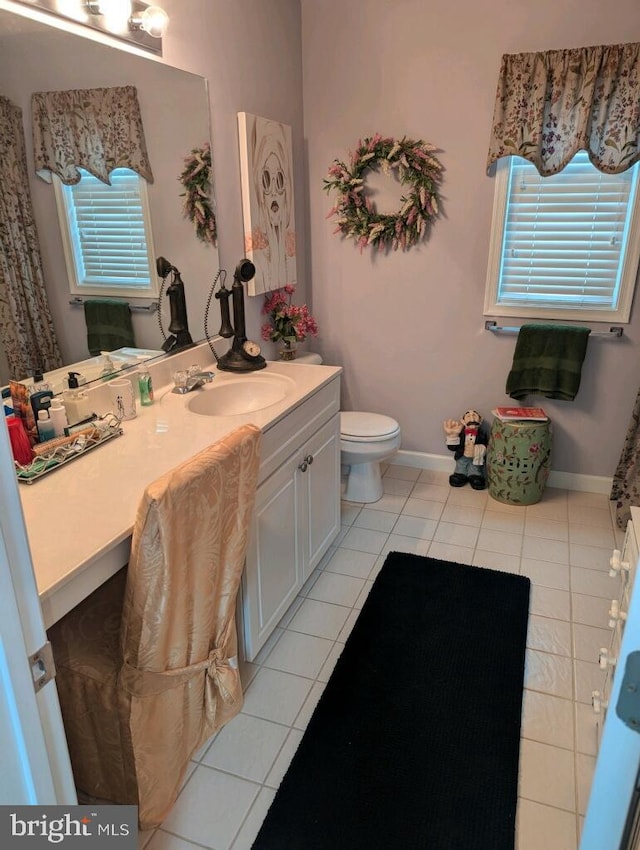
[36,409,56,443]
[30,388,54,422]
[6,416,34,465]
[100,353,118,381]
[32,371,51,393]
[64,372,93,426]
[49,397,69,437]
[138,369,154,406]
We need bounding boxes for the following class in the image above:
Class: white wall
[301,0,640,477]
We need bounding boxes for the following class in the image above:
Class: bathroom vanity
[18,345,342,661]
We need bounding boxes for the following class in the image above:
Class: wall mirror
[0,6,219,391]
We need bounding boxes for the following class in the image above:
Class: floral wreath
[178,141,217,246]
[323,134,443,252]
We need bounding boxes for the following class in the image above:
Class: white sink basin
[187,374,295,417]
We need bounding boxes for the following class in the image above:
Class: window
[484,151,640,323]
[54,167,158,299]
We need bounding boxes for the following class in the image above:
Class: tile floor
[138,463,624,850]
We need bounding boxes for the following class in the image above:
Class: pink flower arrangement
[261,284,319,344]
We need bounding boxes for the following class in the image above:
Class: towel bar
[69,297,158,313]
[484,321,623,338]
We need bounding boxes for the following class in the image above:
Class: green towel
[84,299,135,356]
[505,324,591,401]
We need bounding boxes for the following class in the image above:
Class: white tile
[576,752,596,815]
[417,468,449,484]
[293,681,325,731]
[472,550,520,573]
[522,536,569,564]
[354,579,373,609]
[147,830,205,849]
[529,586,570,621]
[230,787,276,850]
[518,738,576,811]
[439,503,484,526]
[524,649,573,699]
[340,503,361,526]
[433,521,479,548]
[569,544,614,572]
[515,798,577,850]
[365,493,408,513]
[382,534,431,557]
[521,558,570,591]
[402,497,445,520]
[161,766,259,850]
[427,541,474,564]
[524,517,569,541]
[521,689,574,750]
[318,642,344,681]
[574,659,605,705]
[242,667,312,725]
[487,497,528,515]
[572,622,613,663]
[340,526,389,555]
[482,510,526,533]
[385,463,421,481]
[337,608,360,642]
[392,515,438,540]
[567,490,612,510]
[527,615,572,657]
[287,598,351,640]
[323,547,377,579]
[575,701,601,756]
[476,527,522,556]
[410,481,450,503]
[353,508,398,533]
[568,504,616,529]
[571,593,612,629]
[570,567,618,599]
[569,523,616,548]
[446,486,489,507]
[201,714,288,782]
[265,728,304,788]
[382,477,414,497]
[306,571,365,607]
[263,630,334,678]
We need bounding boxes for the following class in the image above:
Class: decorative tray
[15,414,123,484]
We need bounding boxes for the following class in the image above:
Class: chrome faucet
[172,370,215,394]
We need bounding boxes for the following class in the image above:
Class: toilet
[294,353,402,503]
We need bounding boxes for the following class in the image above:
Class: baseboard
[391,449,613,495]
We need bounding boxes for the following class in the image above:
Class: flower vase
[279,340,297,361]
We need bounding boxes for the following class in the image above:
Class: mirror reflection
[0,8,219,391]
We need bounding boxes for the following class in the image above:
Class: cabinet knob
[304,454,314,465]
[298,461,308,472]
[599,647,617,670]
[609,599,627,628]
[592,690,608,714]
[609,549,630,577]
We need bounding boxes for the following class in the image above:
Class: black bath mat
[252,551,530,850]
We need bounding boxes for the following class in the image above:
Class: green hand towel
[84,299,135,357]
[505,324,591,401]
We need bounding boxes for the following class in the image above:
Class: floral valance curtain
[0,95,62,378]
[487,42,640,176]
[31,84,154,185]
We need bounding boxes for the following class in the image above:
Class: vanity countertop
[19,352,341,628]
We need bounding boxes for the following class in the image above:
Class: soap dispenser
[64,372,92,426]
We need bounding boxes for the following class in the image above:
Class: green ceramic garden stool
[486,418,552,506]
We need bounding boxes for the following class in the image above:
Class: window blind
[62,168,153,289]
[498,151,639,311]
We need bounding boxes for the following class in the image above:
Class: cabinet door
[299,414,341,582]
[242,459,301,661]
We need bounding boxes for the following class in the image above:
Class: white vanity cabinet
[241,376,341,661]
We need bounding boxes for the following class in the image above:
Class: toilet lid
[341,411,400,441]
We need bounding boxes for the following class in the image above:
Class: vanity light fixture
[12,0,168,54]
[128,4,169,38]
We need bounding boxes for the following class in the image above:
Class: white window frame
[53,167,158,299]
[484,154,640,323]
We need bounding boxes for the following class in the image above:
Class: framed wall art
[237,112,297,296]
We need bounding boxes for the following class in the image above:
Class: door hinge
[29,641,56,693]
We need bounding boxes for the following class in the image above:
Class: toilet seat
[341,412,400,443]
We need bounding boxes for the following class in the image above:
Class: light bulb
[130,5,169,38]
